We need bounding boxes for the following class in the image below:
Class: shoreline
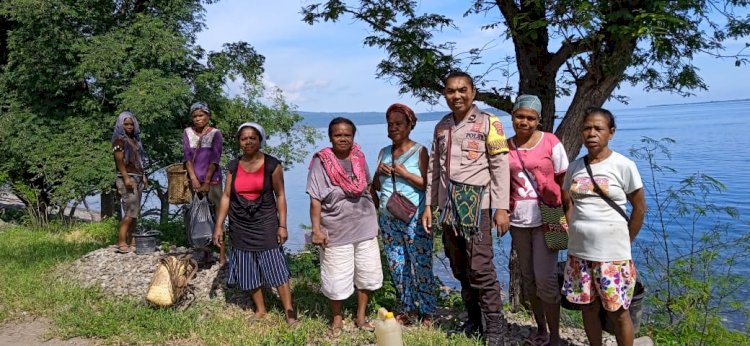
[0,191,101,222]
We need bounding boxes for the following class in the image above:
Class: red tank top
[234,163,264,200]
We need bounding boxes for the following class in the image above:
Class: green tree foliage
[631,137,750,344]
[0,0,317,222]
[302,0,750,158]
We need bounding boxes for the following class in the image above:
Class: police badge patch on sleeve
[486,115,509,155]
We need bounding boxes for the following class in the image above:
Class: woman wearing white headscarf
[213,122,297,325]
[112,111,147,254]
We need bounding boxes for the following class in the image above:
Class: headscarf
[313,143,368,198]
[190,102,211,115]
[111,111,145,168]
[386,103,417,129]
[236,121,266,147]
[512,95,542,115]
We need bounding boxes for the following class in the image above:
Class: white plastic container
[374,309,403,346]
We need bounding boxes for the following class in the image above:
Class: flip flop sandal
[115,245,132,254]
[356,320,375,332]
[525,334,550,346]
[326,326,343,338]
[286,318,300,327]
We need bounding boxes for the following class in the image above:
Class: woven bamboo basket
[166,163,191,204]
[145,256,197,307]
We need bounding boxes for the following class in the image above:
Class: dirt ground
[0,318,91,346]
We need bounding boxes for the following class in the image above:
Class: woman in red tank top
[213,122,297,325]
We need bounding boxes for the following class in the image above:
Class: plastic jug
[374,308,403,346]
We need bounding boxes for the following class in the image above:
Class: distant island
[297,108,511,128]
[648,98,750,108]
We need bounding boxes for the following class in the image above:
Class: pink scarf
[314,143,368,197]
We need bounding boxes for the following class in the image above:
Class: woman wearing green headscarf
[507,95,568,346]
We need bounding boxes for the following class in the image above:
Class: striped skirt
[226,246,291,291]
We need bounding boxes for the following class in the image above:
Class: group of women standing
[111,83,646,345]
[506,97,646,346]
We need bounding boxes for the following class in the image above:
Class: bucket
[601,281,646,334]
[134,230,161,255]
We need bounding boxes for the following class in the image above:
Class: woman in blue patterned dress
[370,103,436,326]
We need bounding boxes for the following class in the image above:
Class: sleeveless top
[227,155,280,251]
[376,143,425,217]
[235,163,265,200]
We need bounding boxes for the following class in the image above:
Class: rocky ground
[53,245,651,345]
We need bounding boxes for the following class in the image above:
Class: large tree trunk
[555,60,635,160]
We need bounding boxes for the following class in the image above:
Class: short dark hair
[328,117,357,138]
[444,70,475,90]
[584,106,616,130]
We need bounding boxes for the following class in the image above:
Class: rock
[58,246,637,345]
[634,336,654,346]
[59,246,231,304]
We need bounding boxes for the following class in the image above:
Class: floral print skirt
[561,255,637,311]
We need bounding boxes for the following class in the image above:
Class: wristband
[279,225,287,229]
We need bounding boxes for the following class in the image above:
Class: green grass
[0,220,487,345]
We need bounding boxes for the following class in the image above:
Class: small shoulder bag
[438,129,486,239]
[384,144,422,223]
[515,144,568,250]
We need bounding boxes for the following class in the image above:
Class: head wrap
[190,102,211,115]
[236,122,266,147]
[111,111,145,168]
[386,103,417,129]
[512,95,542,115]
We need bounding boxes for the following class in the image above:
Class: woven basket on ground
[165,163,191,204]
[145,255,197,307]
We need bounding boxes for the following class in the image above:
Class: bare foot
[246,311,267,325]
[420,315,433,328]
[285,310,298,326]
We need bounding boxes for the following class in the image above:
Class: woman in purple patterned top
[183,102,225,264]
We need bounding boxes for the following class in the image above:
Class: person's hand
[191,177,201,190]
[392,163,409,178]
[199,182,210,192]
[213,227,224,247]
[142,176,148,189]
[277,226,288,245]
[377,163,393,177]
[421,208,432,234]
[124,176,135,190]
[493,209,510,237]
[311,228,328,247]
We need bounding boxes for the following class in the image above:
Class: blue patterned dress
[376,143,436,315]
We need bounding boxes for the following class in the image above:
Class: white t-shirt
[563,151,643,261]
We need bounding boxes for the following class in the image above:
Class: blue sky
[196,1,749,113]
